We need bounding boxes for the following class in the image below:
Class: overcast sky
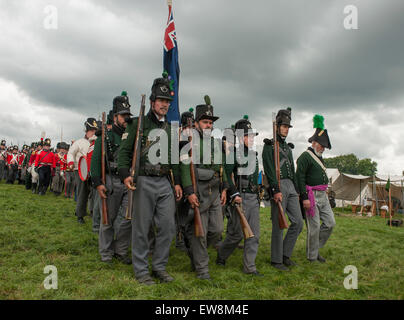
[0,0,403,174]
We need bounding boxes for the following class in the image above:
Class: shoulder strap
[38,151,51,164]
[306,149,326,172]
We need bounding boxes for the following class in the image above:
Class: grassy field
[0,181,403,300]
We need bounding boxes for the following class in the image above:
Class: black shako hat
[113,91,132,116]
[181,108,195,127]
[85,118,98,132]
[44,138,51,146]
[234,115,258,136]
[308,114,331,149]
[276,107,293,128]
[150,71,174,102]
[195,95,219,122]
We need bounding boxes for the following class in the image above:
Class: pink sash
[305,185,328,217]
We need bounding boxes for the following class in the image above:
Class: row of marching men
[1,74,336,285]
[0,140,67,192]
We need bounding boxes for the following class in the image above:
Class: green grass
[0,181,403,300]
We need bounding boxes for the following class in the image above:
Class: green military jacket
[262,134,297,195]
[118,110,180,184]
[296,147,329,200]
[23,151,31,167]
[91,125,123,188]
[180,133,228,196]
[226,146,259,197]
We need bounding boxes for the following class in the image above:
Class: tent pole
[401,179,404,210]
[373,176,380,216]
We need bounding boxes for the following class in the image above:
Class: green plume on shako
[204,95,211,105]
[313,114,325,130]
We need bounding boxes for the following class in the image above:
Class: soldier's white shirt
[67,135,97,170]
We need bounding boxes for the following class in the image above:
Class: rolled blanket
[305,184,328,217]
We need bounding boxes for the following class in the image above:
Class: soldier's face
[116,114,128,128]
[197,119,213,130]
[86,130,96,139]
[279,125,289,137]
[313,141,325,155]
[242,134,255,148]
[152,99,171,117]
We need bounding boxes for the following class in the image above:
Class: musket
[231,173,254,239]
[125,94,146,220]
[101,112,109,225]
[187,117,204,238]
[272,113,289,230]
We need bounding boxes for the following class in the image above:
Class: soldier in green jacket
[91,93,133,264]
[118,73,183,286]
[296,115,335,263]
[180,96,228,280]
[262,108,303,271]
[216,115,262,276]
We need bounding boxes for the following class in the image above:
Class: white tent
[328,171,373,205]
[326,169,404,208]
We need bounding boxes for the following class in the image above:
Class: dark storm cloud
[0,0,403,172]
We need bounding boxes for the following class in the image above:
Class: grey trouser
[20,167,27,183]
[74,171,91,218]
[99,174,132,259]
[218,192,260,273]
[270,179,304,264]
[189,185,223,275]
[306,190,336,260]
[7,164,18,183]
[0,160,5,180]
[92,188,101,232]
[64,171,75,197]
[51,167,64,193]
[131,175,176,278]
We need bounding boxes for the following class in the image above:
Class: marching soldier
[262,108,303,271]
[52,143,66,196]
[216,115,262,276]
[24,143,35,190]
[296,115,335,263]
[29,141,43,194]
[6,146,19,184]
[0,140,7,181]
[67,118,98,224]
[180,95,228,280]
[34,138,56,195]
[118,73,183,285]
[175,108,195,252]
[62,143,75,198]
[91,94,132,264]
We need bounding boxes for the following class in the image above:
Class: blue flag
[163,4,180,123]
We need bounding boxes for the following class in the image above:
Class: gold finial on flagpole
[167,0,173,6]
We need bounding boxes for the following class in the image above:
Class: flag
[163,2,180,123]
[385,177,391,191]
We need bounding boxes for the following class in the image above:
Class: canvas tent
[326,169,404,209]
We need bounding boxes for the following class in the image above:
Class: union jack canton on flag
[163,3,180,123]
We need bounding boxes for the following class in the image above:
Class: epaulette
[263,138,273,145]
[288,143,295,149]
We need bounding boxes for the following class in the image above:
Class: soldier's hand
[174,185,183,201]
[274,192,283,203]
[68,164,74,170]
[233,195,242,204]
[124,176,136,191]
[97,185,108,199]
[220,190,227,206]
[188,193,199,208]
[303,199,311,210]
